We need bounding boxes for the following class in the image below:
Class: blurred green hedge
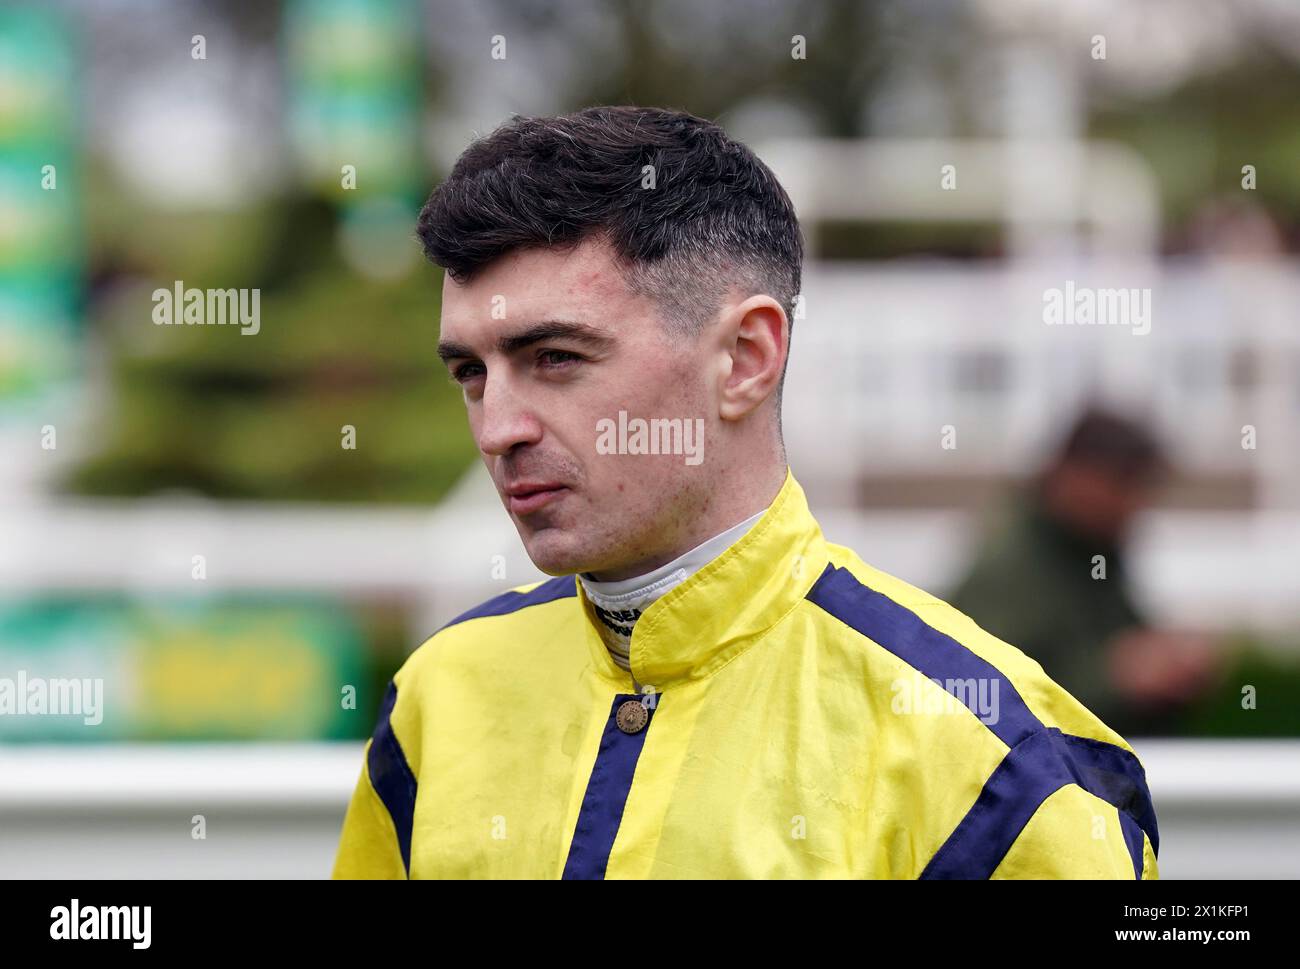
[70,192,477,504]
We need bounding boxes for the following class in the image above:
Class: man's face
[1049,462,1154,543]
[438,237,716,579]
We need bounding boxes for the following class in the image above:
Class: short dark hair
[1052,407,1168,483]
[417,106,804,347]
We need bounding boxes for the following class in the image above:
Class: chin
[521,532,589,577]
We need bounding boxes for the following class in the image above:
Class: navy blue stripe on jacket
[442,574,577,630]
[562,694,661,879]
[367,681,418,876]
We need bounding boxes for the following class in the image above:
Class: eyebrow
[437,319,616,363]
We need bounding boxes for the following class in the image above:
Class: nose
[475,370,544,458]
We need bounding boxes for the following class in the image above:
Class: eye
[538,349,582,369]
[451,362,485,383]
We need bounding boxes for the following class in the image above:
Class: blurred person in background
[949,408,1222,737]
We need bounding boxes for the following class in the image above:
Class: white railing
[783,260,1300,510]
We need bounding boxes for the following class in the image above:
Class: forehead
[439,238,645,337]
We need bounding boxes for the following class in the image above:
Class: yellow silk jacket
[334,468,1159,879]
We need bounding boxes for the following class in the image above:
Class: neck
[587,458,788,582]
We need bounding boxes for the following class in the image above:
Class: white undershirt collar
[578,508,767,679]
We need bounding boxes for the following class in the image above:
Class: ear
[718,295,788,422]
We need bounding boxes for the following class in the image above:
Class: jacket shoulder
[809,543,1134,752]
[808,544,1160,876]
[395,574,578,685]
[440,574,578,631]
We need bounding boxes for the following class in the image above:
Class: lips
[504,482,569,516]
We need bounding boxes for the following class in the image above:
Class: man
[333,106,1158,879]
[949,409,1220,739]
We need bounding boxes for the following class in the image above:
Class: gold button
[616,699,649,735]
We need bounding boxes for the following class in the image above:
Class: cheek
[574,349,710,487]
[629,352,705,409]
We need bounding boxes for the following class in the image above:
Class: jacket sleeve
[332,744,409,880]
[990,782,1159,879]
[332,680,420,879]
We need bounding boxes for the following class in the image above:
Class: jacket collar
[575,467,830,689]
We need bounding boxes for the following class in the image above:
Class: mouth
[505,482,570,516]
